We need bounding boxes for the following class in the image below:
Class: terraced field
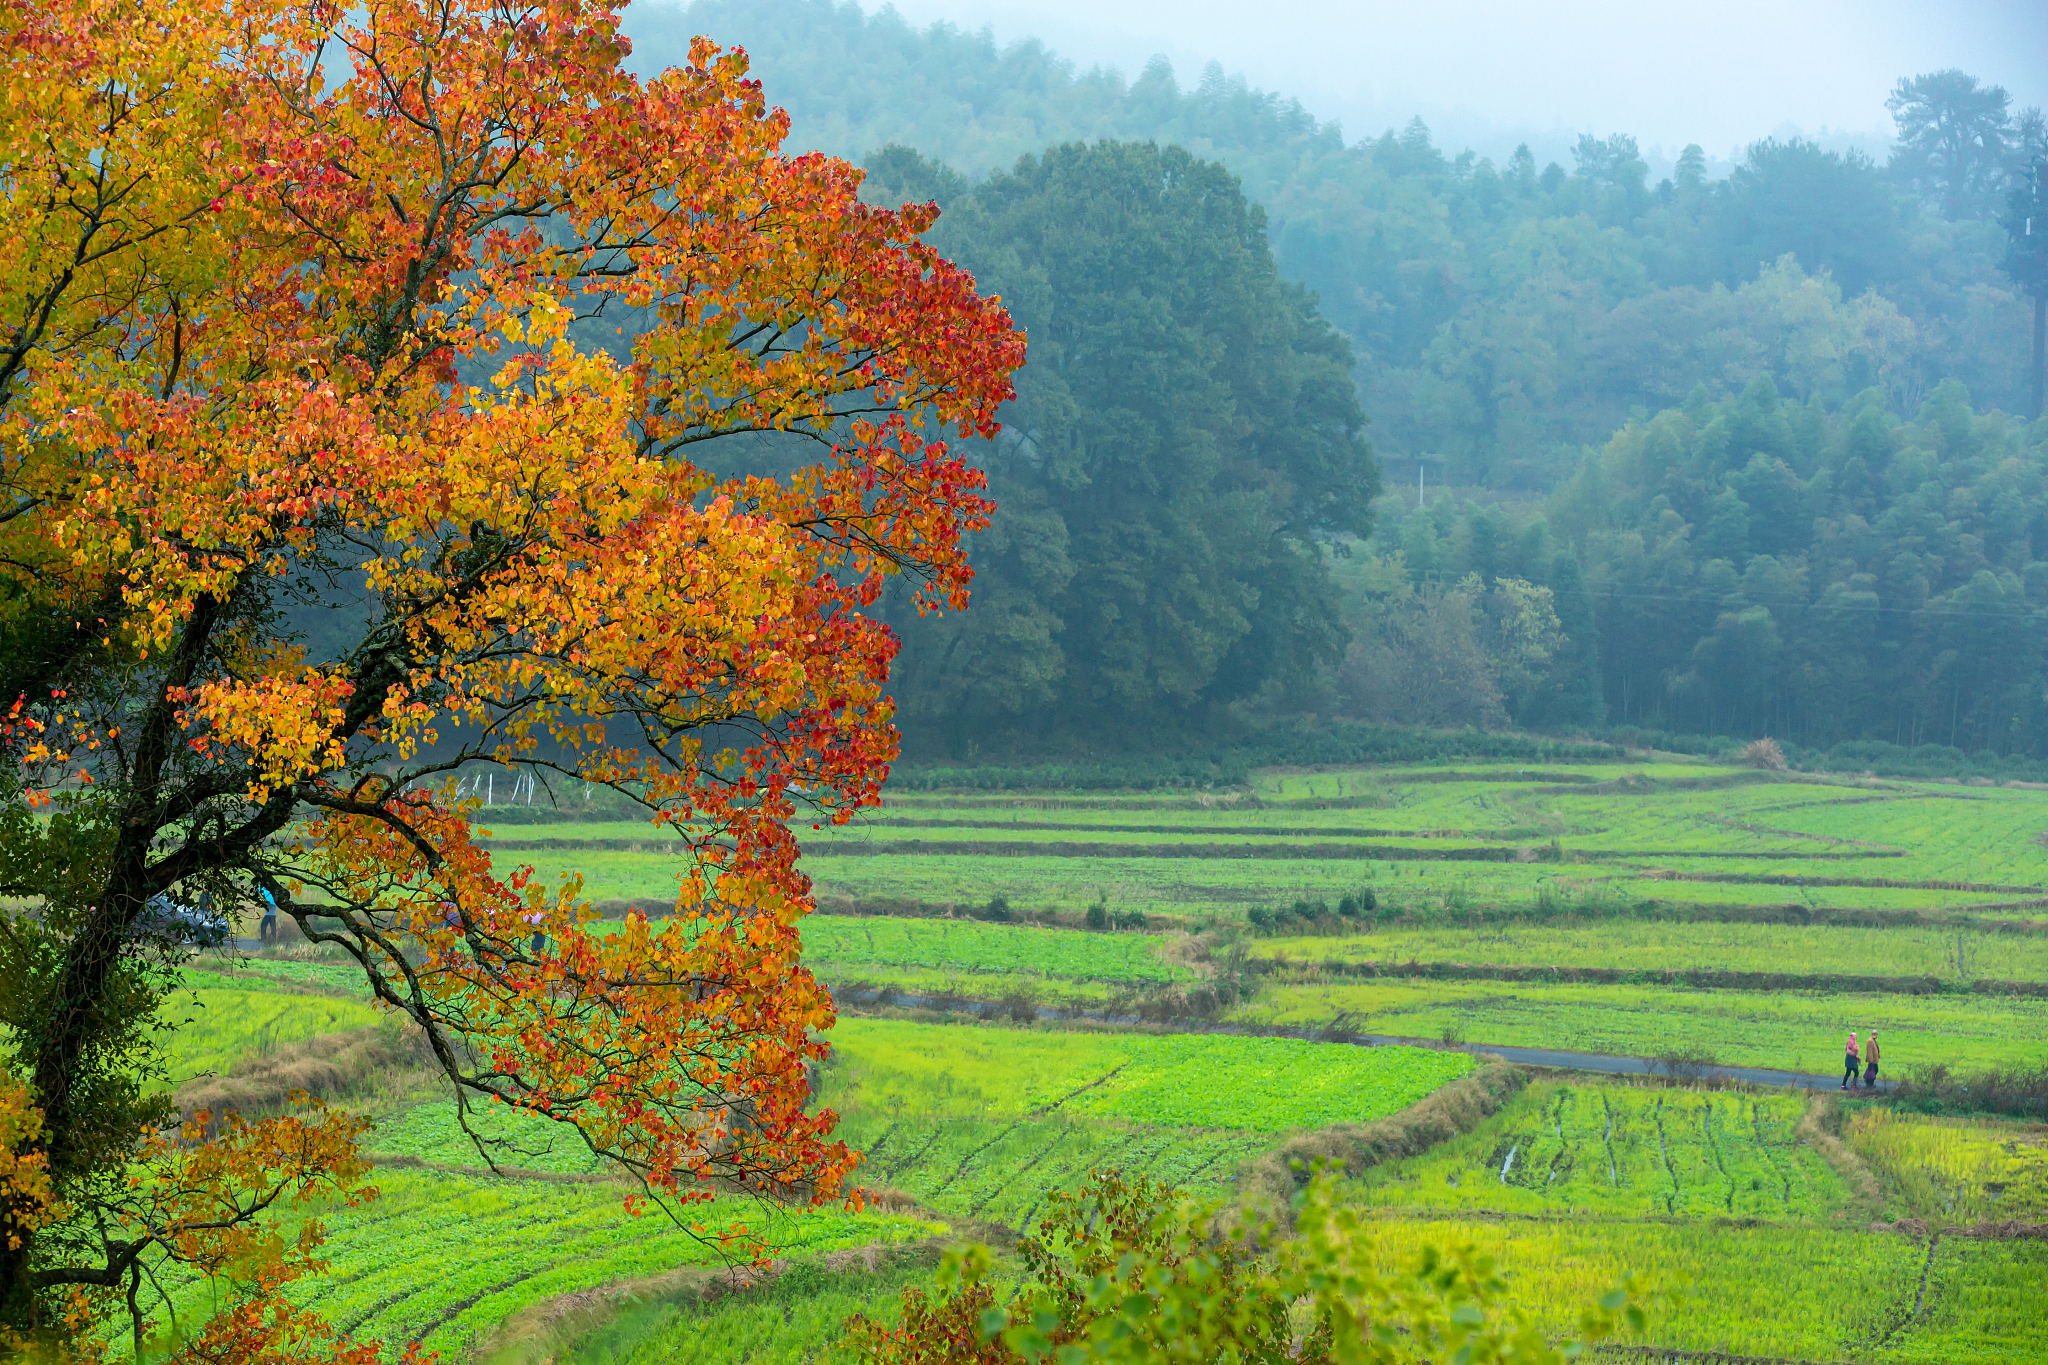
[152,748,2048,1365]
[1355,1080,1846,1219]
[485,757,2048,923]
[1342,1079,2048,1363]
[1251,919,2048,980]
[138,929,2048,1365]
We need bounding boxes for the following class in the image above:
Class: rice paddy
[149,748,2048,1365]
[483,757,2048,928]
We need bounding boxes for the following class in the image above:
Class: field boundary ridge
[1593,1348,1858,1365]
[1258,957,2048,997]
[1236,1059,1528,1204]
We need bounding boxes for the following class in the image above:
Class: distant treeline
[1365,379,2048,755]
[889,721,2048,791]
[618,2,2048,767]
[630,1,2043,486]
[890,723,1625,792]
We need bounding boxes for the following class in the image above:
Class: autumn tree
[0,0,1021,1357]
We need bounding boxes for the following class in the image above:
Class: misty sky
[875,0,2047,167]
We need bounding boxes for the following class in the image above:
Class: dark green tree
[880,142,1378,743]
[1538,552,1604,727]
[1715,138,1907,294]
[1887,69,2013,219]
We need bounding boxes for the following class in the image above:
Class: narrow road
[830,987,1897,1091]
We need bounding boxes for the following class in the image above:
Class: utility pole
[2001,157,2048,421]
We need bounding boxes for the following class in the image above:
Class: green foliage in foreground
[848,1170,1645,1365]
[827,1018,1473,1133]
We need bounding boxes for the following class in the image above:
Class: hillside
[625,0,2039,490]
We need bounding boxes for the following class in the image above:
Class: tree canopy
[0,0,1019,1355]
[1364,377,2048,753]
[867,142,1378,742]
[627,1,2043,490]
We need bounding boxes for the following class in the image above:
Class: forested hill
[626,0,2040,492]
[1357,380,2048,756]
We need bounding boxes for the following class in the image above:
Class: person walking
[258,886,278,945]
[1863,1031,1880,1089]
[1841,1029,1860,1089]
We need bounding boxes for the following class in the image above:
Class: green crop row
[823,1018,1474,1133]
[129,1169,932,1362]
[367,1100,610,1175]
[160,980,383,1085]
[1250,919,2048,982]
[1846,1108,2048,1224]
[1355,1215,1982,1362]
[1352,1080,1848,1220]
[551,1258,937,1365]
[801,915,1186,984]
[840,1110,1259,1231]
[1233,978,2048,1075]
[1880,1237,2048,1364]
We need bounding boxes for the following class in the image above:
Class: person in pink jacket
[1841,1030,1860,1089]
[1863,1031,1881,1088]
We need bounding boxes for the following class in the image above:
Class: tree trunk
[2032,291,2045,423]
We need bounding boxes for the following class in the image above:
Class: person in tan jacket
[1863,1031,1880,1088]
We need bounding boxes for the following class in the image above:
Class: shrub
[1085,897,1110,931]
[1888,1063,2048,1120]
[843,1168,1643,1365]
[1741,737,1788,771]
[1649,1047,1720,1083]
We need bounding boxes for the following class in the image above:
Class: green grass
[366,1100,611,1175]
[1845,1108,2048,1223]
[135,1169,934,1362]
[1358,1216,1934,1361]
[160,982,384,1085]
[138,754,2048,1365]
[800,915,1187,984]
[824,1017,1473,1133]
[1232,979,2048,1074]
[1352,1079,1848,1220]
[1876,1238,2048,1364]
[1252,919,2048,981]
[839,1111,1258,1231]
[545,1258,937,1365]
[489,758,2048,921]
[812,1016,1471,1232]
